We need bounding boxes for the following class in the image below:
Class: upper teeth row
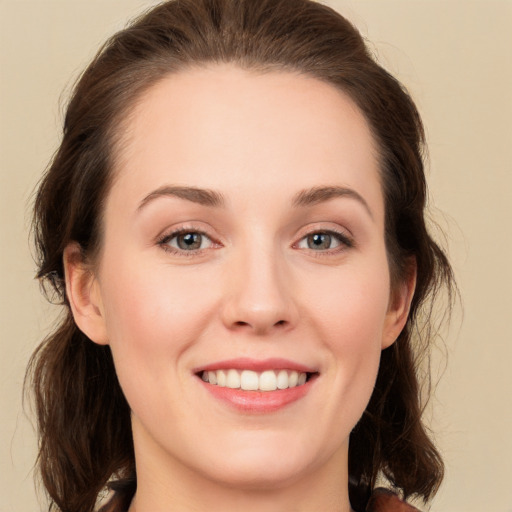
[201,369,307,391]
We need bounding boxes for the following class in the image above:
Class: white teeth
[259,370,277,391]
[276,369,289,389]
[200,369,309,391]
[226,369,240,389]
[240,370,259,391]
[217,369,226,387]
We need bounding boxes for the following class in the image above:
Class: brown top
[366,488,421,511]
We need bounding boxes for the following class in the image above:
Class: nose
[220,246,299,335]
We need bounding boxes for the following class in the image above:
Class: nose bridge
[221,235,297,334]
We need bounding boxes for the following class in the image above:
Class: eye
[159,230,215,253]
[296,230,352,251]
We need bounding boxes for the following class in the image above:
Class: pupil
[309,233,331,250]
[178,233,201,250]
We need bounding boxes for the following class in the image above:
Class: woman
[27,0,454,511]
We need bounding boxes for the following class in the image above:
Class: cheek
[305,263,390,414]
[308,261,391,346]
[97,260,224,433]
[101,252,208,336]
[97,254,218,388]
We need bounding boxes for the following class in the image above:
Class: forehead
[110,64,383,218]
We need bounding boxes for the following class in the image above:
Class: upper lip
[193,357,317,374]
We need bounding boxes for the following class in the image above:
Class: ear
[63,243,109,345]
[381,259,417,350]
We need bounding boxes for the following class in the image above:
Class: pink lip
[199,378,316,413]
[193,357,317,374]
[194,358,318,413]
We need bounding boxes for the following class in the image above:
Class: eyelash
[294,229,354,255]
[157,227,354,257]
[157,228,218,256]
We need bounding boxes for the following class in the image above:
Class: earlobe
[63,243,109,345]
[382,261,417,350]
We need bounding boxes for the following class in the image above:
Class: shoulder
[366,488,422,512]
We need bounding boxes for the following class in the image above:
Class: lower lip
[199,378,315,413]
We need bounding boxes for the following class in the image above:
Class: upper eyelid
[160,227,210,239]
[299,230,352,243]
[157,222,218,241]
[294,223,354,240]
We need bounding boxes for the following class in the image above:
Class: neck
[129,470,354,512]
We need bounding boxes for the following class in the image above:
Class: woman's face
[69,65,411,490]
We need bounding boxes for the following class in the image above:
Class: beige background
[1,1,511,511]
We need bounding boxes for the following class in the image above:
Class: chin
[189,433,335,492]
[200,457,310,491]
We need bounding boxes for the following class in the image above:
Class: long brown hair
[27,1,454,511]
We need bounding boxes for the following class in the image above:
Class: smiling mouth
[198,369,316,391]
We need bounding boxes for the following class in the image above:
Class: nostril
[231,319,287,330]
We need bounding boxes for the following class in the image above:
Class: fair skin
[65,65,414,512]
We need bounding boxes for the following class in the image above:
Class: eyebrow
[137,184,373,219]
[137,185,226,211]
[292,186,374,219]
